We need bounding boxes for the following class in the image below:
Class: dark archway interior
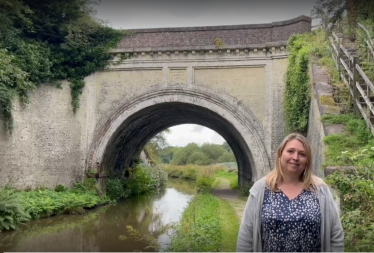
[101,102,255,182]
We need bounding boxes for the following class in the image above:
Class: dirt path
[211,177,247,220]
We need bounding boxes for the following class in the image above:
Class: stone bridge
[0,16,311,189]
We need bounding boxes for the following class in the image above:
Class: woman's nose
[292,152,299,160]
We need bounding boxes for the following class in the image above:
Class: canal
[0,179,196,252]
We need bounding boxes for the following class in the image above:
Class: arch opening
[88,84,271,186]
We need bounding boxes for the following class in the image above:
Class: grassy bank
[322,114,374,251]
[161,164,239,190]
[168,194,239,252]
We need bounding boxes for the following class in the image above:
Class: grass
[214,170,239,189]
[161,164,239,190]
[168,193,239,252]
[217,198,240,251]
[321,113,374,166]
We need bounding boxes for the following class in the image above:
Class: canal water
[0,179,196,252]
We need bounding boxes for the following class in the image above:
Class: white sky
[93,0,317,147]
[165,124,226,147]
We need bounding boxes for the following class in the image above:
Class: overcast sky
[93,0,317,147]
[94,0,317,29]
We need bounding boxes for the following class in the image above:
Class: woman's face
[280,139,308,177]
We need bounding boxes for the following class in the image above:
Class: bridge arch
[88,83,271,185]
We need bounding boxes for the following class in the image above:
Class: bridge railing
[329,25,374,136]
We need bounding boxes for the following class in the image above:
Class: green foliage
[106,165,168,199]
[145,130,171,163]
[215,170,239,189]
[186,151,210,165]
[169,142,236,166]
[323,113,374,251]
[322,114,374,166]
[0,178,110,232]
[196,176,214,193]
[217,198,240,251]
[73,178,98,193]
[284,34,312,134]
[168,194,222,251]
[160,146,177,164]
[356,19,374,83]
[54,184,68,192]
[0,0,127,131]
[326,162,374,251]
[312,0,374,35]
[106,179,129,200]
[284,30,332,134]
[161,164,225,181]
[0,187,31,232]
[171,143,200,165]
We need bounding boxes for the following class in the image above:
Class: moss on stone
[320,95,336,106]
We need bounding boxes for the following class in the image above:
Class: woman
[236,133,344,252]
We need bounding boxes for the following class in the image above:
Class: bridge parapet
[112,15,311,56]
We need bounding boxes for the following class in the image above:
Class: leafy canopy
[0,0,128,132]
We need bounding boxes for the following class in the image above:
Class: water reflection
[0,179,195,252]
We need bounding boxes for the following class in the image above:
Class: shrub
[0,187,31,232]
[122,165,168,197]
[196,176,214,193]
[106,179,128,200]
[54,184,68,192]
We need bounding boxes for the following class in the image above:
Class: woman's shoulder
[249,177,267,195]
[312,175,327,186]
[311,175,333,195]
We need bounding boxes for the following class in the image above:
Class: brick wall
[118,15,311,50]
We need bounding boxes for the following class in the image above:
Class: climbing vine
[0,0,128,132]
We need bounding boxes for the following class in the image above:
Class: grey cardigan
[236,177,344,252]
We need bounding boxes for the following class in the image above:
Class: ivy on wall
[284,34,312,134]
[284,30,332,134]
[0,0,129,132]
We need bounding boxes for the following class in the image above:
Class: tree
[222,142,231,152]
[186,151,210,165]
[201,143,226,162]
[160,146,176,164]
[145,129,171,163]
[171,143,200,165]
[311,0,374,36]
[217,151,236,163]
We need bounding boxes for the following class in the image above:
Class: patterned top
[261,186,321,252]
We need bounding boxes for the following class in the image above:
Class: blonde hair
[266,133,320,191]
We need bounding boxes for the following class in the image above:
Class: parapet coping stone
[110,41,289,53]
[120,15,311,33]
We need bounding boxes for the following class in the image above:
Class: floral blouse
[261,186,321,252]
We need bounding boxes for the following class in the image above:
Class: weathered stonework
[0,16,311,189]
[307,64,346,176]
